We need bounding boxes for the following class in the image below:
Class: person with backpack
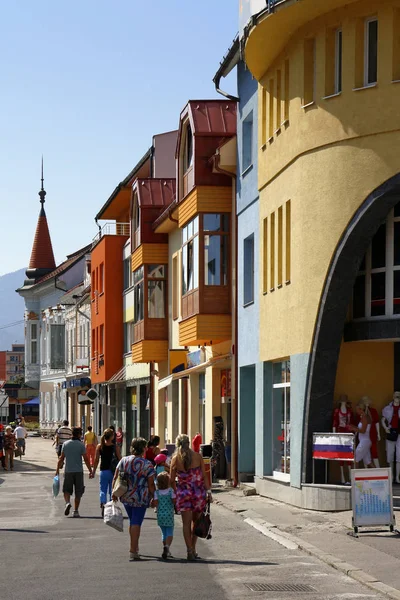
[92,428,121,516]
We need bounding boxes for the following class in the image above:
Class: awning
[157,353,232,390]
[108,366,126,384]
[25,397,40,405]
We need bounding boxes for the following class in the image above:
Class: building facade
[238,0,400,509]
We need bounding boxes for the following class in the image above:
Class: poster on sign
[351,468,395,533]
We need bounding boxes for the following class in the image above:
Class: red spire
[25,159,56,281]
[28,209,56,270]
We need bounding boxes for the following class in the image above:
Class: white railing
[92,222,130,247]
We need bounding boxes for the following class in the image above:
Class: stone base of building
[255,476,351,512]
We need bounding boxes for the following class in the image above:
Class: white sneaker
[129,552,141,561]
[72,510,80,518]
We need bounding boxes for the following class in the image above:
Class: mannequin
[361,396,381,468]
[333,394,354,484]
[382,391,400,483]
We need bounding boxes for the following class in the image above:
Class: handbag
[194,500,212,540]
[103,501,124,532]
[387,428,398,442]
[112,470,128,498]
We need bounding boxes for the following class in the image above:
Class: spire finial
[39,156,46,207]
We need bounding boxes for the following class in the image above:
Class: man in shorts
[55,420,72,457]
[13,423,27,455]
[56,426,93,517]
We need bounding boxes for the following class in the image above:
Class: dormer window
[132,193,140,250]
[184,125,193,173]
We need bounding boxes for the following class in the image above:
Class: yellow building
[242,0,400,509]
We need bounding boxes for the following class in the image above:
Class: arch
[302,173,400,483]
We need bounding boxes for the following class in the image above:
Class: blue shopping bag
[52,475,60,498]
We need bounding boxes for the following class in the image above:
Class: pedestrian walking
[0,424,6,470]
[153,471,176,560]
[55,420,72,457]
[4,426,16,471]
[170,433,211,561]
[84,425,97,467]
[14,423,27,456]
[112,437,155,561]
[93,428,121,517]
[144,435,160,464]
[154,452,169,475]
[55,426,93,518]
[192,432,202,453]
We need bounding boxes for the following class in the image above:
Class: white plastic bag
[103,501,124,533]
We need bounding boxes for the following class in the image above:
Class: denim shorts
[160,525,174,541]
[124,505,147,526]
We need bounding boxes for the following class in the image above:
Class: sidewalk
[214,485,400,598]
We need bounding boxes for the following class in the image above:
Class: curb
[214,496,400,600]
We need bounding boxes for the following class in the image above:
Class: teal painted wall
[238,365,256,474]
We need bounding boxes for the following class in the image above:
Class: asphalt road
[0,439,388,600]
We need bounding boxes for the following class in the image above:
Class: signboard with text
[351,468,395,531]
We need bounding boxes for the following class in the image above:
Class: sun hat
[154,453,166,465]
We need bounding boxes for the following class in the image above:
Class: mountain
[0,268,26,350]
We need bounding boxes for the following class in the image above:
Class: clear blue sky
[0,1,238,275]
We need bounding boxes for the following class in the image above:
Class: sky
[0,1,238,275]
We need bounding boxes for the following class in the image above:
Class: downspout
[214,72,239,102]
[213,151,239,487]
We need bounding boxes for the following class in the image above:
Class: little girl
[154,452,169,475]
[153,471,176,559]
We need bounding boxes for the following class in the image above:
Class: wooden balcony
[131,340,168,363]
[131,243,169,272]
[179,314,232,346]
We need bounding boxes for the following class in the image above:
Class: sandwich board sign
[351,468,395,535]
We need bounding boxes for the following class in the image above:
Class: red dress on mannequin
[332,406,353,432]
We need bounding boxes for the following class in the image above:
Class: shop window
[243,234,254,306]
[242,112,253,172]
[352,205,400,319]
[182,216,199,294]
[30,323,38,364]
[272,360,291,481]
[50,324,65,369]
[365,18,378,86]
[148,265,167,319]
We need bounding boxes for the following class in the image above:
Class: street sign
[351,468,395,535]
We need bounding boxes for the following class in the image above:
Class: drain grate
[244,583,316,593]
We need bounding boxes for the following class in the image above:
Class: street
[0,438,388,600]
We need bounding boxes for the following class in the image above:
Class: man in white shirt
[55,420,72,457]
[14,424,27,456]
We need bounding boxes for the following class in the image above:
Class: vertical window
[285,200,291,284]
[30,323,38,364]
[204,214,229,286]
[148,265,167,319]
[335,29,343,93]
[99,324,104,355]
[133,267,144,323]
[303,38,316,105]
[124,322,134,354]
[132,194,140,250]
[182,217,199,294]
[268,78,274,139]
[184,125,193,172]
[263,217,268,293]
[123,257,132,290]
[99,263,104,293]
[365,18,378,86]
[243,234,255,306]
[284,60,290,122]
[261,87,267,146]
[270,212,275,291]
[50,325,65,369]
[172,254,180,320]
[242,112,253,172]
[393,9,400,81]
[91,329,95,357]
[276,70,282,130]
[278,207,283,287]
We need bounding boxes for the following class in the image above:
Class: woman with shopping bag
[112,437,155,561]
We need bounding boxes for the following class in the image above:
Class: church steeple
[25,158,56,284]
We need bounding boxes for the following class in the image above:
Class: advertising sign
[351,468,395,532]
[239,0,266,38]
[221,369,231,403]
